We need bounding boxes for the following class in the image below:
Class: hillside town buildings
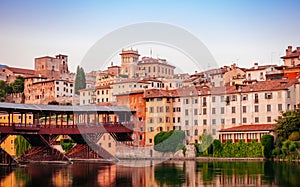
[1,46,300,156]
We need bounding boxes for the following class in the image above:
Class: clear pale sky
[0,0,299,73]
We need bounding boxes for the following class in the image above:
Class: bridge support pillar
[67,134,116,161]
[18,135,71,163]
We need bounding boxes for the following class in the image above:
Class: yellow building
[144,89,175,146]
[0,113,33,157]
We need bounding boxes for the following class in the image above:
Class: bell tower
[120,49,140,78]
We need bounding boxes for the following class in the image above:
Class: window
[185,109,189,116]
[267,105,271,112]
[243,106,247,113]
[221,107,225,114]
[186,130,190,136]
[185,120,189,126]
[203,108,207,115]
[212,108,216,114]
[177,117,181,123]
[255,117,259,123]
[278,104,282,111]
[185,98,189,104]
[220,96,225,102]
[194,120,198,126]
[212,119,216,125]
[267,116,272,122]
[254,94,259,103]
[165,106,170,112]
[231,95,237,101]
[159,118,163,123]
[242,95,248,100]
[203,119,207,125]
[221,118,225,124]
[212,129,216,135]
[150,107,154,113]
[194,109,198,115]
[287,90,291,98]
[149,139,152,143]
[232,118,236,124]
[243,117,247,123]
[194,130,198,136]
[203,97,207,106]
[255,105,259,112]
[232,106,236,113]
[212,96,216,102]
[265,93,273,99]
[194,99,198,104]
[108,143,111,148]
[149,118,153,123]
[173,117,176,123]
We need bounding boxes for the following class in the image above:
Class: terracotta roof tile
[219,124,275,132]
[6,67,35,75]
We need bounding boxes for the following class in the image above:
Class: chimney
[286,46,292,55]
[231,63,236,69]
[195,70,197,74]
[254,62,258,69]
[297,47,300,53]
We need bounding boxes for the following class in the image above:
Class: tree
[15,135,31,157]
[261,134,274,159]
[288,131,300,141]
[11,76,24,93]
[275,105,300,141]
[154,130,185,152]
[198,134,214,154]
[0,80,9,100]
[74,66,86,94]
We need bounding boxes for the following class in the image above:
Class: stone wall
[116,143,173,159]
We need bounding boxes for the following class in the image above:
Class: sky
[0,0,299,73]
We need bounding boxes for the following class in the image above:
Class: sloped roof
[0,102,135,113]
[219,124,275,132]
[5,67,35,75]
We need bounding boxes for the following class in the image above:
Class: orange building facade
[116,90,146,146]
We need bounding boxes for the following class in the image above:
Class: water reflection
[0,161,300,186]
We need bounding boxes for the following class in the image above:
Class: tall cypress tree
[74,66,86,94]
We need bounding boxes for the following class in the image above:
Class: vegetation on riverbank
[195,137,264,158]
[273,105,300,160]
[154,130,185,153]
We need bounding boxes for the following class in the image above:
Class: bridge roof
[0,102,135,114]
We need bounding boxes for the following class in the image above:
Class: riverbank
[171,157,265,162]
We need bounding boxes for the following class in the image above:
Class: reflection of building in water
[0,172,20,187]
[52,169,72,186]
[97,165,116,187]
[218,174,262,186]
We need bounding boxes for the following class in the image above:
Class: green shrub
[154,130,185,152]
[288,131,300,141]
[289,142,297,152]
[272,147,281,156]
[261,135,274,158]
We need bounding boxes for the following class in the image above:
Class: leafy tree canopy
[154,130,185,152]
[275,104,300,141]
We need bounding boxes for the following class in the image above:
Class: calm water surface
[0,160,300,187]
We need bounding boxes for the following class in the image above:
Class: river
[0,160,300,187]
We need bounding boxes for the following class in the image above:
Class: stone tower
[120,49,140,78]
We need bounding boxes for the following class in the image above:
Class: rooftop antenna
[150,48,152,58]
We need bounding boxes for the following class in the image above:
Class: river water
[0,160,300,187]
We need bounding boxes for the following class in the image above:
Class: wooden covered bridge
[0,102,135,165]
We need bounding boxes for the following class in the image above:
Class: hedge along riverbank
[211,139,263,158]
